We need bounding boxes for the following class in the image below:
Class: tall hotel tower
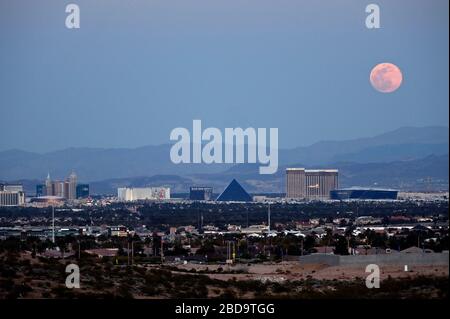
[68,171,78,200]
[286,168,339,199]
[43,171,78,200]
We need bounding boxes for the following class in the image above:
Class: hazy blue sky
[0,0,448,152]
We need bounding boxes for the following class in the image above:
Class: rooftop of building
[286,168,338,173]
[30,196,65,202]
[333,187,398,192]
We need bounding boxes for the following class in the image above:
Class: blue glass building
[36,184,45,197]
[76,184,90,199]
[330,188,398,200]
[189,187,213,201]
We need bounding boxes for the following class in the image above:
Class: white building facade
[0,190,25,206]
[117,187,170,201]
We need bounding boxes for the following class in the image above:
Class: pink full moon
[370,63,403,93]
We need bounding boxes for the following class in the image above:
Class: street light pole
[131,241,134,265]
[127,241,130,266]
[246,207,249,228]
[160,237,164,264]
[51,206,55,244]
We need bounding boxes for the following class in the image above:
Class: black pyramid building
[216,179,253,202]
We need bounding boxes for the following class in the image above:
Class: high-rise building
[76,184,90,199]
[68,171,77,200]
[54,181,66,198]
[40,171,87,200]
[189,187,213,201]
[286,168,306,198]
[36,184,46,197]
[286,168,338,200]
[0,184,25,207]
[117,187,170,201]
[1,184,23,192]
[0,189,25,207]
[45,173,52,196]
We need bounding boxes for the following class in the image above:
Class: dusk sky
[0,0,448,152]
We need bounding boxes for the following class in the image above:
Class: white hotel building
[0,184,25,207]
[117,187,170,202]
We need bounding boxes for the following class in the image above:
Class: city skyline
[0,0,448,306]
[0,125,447,195]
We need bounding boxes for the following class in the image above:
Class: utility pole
[268,203,271,235]
[160,236,164,264]
[232,241,235,263]
[127,241,130,266]
[226,241,235,263]
[51,206,55,244]
[300,238,304,256]
[246,207,249,228]
[131,241,134,265]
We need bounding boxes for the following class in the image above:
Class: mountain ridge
[4,154,448,195]
[0,126,448,183]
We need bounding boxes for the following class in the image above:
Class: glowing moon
[370,63,403,93]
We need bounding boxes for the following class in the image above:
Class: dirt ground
[2,252,447,299]
[173,261,449,282]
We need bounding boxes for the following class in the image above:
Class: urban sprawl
[0,168,448,298]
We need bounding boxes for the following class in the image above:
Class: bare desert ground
[172,261,449,282]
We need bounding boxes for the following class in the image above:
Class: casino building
[117,187,170,201]
[0,184,25,207]
[189,187,213,201]
[286,168,339,200]
[330,187,398,200]
[216,179,252,202]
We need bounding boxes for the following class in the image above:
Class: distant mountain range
[86,154,450,194]
[280,126,448,165]
[1,126,448,194]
